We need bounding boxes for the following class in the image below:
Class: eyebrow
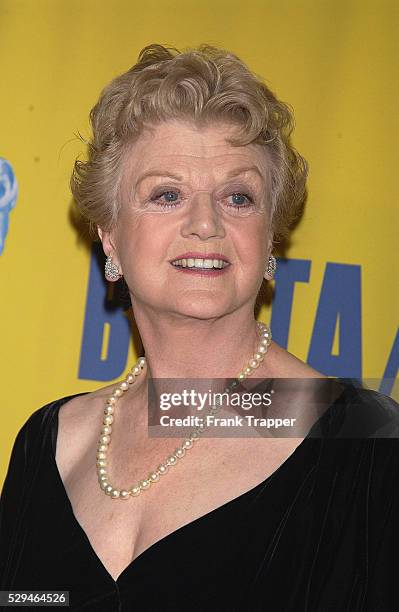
[134,165,265,186]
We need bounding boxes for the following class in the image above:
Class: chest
[56,436,303,581]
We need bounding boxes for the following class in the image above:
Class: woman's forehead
[120,120,270,190]
[126,119,266,159]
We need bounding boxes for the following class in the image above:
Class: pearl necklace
[97,321,272,499]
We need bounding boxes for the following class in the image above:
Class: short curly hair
[71,43,308,244]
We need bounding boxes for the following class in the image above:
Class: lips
[169,252,231,275]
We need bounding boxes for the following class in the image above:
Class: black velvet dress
[1,380,399,611]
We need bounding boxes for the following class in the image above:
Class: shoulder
[14,393,90,438]
[0,393,86,500]
[3,393,91,469]
[324,381,399,438]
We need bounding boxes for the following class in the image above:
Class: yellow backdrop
[1,0,398,488]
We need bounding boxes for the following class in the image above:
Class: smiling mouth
[170,257,230,270]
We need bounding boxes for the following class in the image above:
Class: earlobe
[97,227,116,258]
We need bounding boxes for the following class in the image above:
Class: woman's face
[100,119,273,320]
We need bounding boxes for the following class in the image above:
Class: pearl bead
[120,490,130,499]
[189,432,200,441]
[133,366,141,375]
[175,447,185,458]
[100,434,110,445]
[130,485,141,496]
[104,405,114,415]
[166,455,177,466]
[100,481,109,490]
[249,359,259,368]
[158,464,168,474]
[105,485,114,495]
[96,452,106,460]
[182,439,193,449]
[245,366,252,375]
[126,374,135,384]
[96,459,107,468]
[120,381,129,391]
[104,414,114,425]
[254,353,263,361]
[98,467,107,476]
[111,489,120,498]
[258,345,267,354]
[98,444,108,452]
[149,471,160,482]
[114,388,123,397]
[107,397,117,405]
[238,372,246,380]
[101,425,112,435]
[138,357,146,367]
[139,479,151,490]
[260,337,269,346]
[99,474,108,482]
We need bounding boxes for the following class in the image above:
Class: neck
[130,303,264,380]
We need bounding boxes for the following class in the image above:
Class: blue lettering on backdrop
[380,328,399,396]
[270,258,311,348]
[78,242,130,381]
[308,263,362,379]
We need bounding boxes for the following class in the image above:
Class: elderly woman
[1,44,398,611]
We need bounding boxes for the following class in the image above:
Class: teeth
[171,257,228,269]
[203,259,214,269]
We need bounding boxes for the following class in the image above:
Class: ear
[266,233,274,256]
[97,226,120,263]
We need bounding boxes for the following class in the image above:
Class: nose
[180,191,226,241]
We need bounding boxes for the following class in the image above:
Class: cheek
[118,215,175,284]
[231,219,268,267]
[118,215,171,263]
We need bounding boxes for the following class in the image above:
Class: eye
[149,189,182,209]
[225,192,254,208]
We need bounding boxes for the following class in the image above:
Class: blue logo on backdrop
[79,243,398,395]
[0,158,18,255]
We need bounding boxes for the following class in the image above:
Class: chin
[170,297,235,320]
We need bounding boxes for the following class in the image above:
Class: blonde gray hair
[71,43,308,243]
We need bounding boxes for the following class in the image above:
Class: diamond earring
[105,254,121,281]
[264,255,277,279]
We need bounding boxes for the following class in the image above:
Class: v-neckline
[47,384,349,584]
